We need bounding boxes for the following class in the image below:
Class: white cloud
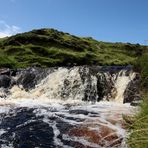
[0,20,20,38]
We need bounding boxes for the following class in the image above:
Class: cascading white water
[5,67,98,103]
[0,66,138,148]
[1,66,136,104]
[114,71,136,103]
[8,67,85,101]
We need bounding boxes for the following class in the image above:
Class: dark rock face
[79,67,98,102]
[0,75,11,88]
[0,68,51,98]
[96,73,115,101]
[0,68,11,75]
[124,73,141,104]
[78,66,119,102]
[0,66,141,104]
[16,68,51,90]
[0,108,55,148]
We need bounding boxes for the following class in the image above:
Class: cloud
[0,20,20,38]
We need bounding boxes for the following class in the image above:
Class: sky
[0,0,148,45]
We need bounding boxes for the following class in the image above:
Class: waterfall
[0,66,139,147]
[114,71,136,103]
[0,66,137,104]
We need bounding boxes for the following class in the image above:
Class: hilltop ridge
[0,28,147,68]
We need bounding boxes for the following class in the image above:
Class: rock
[10,69,18,76]
[17,72,36,90]
[124,73,141,105]
[0,68,10,76]
[68,126,120,147]
[17,68,50,90]
[131,100,142,106]
[0,66,141,104]
[69,109,98,115]
[0,75,11,88]
[97,73,115,101]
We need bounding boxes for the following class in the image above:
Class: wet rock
[0,75,11,88]
[69,109,97,115]
[0,66,141,103]
[97,73,115,101]
[79,66,98,102]
[68,125,120,147]
[130,100,142,106]
[0,108,55,148]
[17,72,36,90]
[10,69,18,76]
[17,68,49,90]
[124,73,141,105]
[0,68,11,76]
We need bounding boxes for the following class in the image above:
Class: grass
[125,52,148,148]
[126,93,148,148]
[0,28,148,147]
[0,28,146,68]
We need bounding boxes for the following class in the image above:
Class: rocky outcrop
[16,68,50,90]
[0,68,50,90]
[124,73,141,105]
[0,66,141,105]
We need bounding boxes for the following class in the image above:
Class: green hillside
[0,28,148,148]
[0,28,147,68]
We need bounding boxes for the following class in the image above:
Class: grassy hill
[0,28,148,148]
[0,28,147,68]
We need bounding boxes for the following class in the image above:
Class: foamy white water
[0,99,136,147]
[114,71,136,103]
[0,66,138,147]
